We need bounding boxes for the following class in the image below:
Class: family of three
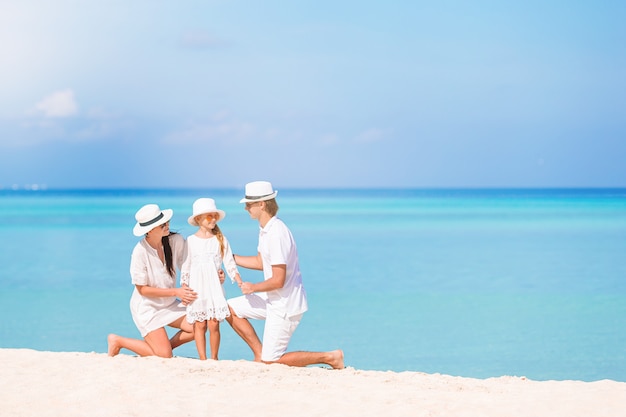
[107,180,344,369]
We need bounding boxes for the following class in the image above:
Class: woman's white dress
[129,233,186,337]
[181,234,239,323]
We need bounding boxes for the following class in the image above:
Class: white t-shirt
[258,216,308,318]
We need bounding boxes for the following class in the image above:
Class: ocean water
[1,188,625,382]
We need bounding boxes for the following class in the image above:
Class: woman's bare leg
[108,327,174,358]
[143,327,175,358]
[107,333,155,357]
[168,316,195,350]
[207,319,220,360]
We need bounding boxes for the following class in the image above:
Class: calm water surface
[1,188,625,381]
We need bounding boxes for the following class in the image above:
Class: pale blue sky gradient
[1,1,625,189]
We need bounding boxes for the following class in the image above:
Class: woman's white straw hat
[133,204,173,236]
[239,181,278,203]
[188,198,226,226]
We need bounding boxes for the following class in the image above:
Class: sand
[1,348,624,417]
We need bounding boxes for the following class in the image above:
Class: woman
[107,204,198,358]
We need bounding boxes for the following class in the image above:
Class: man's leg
[225,305,263,361]
[276,350,345,369]
[263,312,345,369]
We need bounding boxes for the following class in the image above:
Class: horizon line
[3,185,626,192]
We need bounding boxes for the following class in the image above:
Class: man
[227,180,344,369]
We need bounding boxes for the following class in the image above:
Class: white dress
[181,234,239,323]
[129,233,187,337]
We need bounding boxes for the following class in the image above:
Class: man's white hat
[239,181,278,203]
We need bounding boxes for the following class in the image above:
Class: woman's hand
[178,284,198,305]
[218,269,225,284]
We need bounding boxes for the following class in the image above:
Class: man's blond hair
[263,198,279,216]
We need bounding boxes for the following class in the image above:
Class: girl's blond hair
[213,224,226,258]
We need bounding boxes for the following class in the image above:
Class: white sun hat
[239,181,278,203]
[133,204,173,236]
[188,198,226,226]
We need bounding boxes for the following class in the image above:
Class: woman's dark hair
[162,232,178,278]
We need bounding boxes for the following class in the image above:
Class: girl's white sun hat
[188,198,226,226]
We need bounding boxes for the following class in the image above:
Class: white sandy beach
[1,348,625,417]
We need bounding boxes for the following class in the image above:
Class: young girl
[181,198,242,360]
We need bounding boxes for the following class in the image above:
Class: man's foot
[328,349,345,369]
[107,334,122,357]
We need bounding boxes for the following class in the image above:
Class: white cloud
[34,89,78,118]
[319,133,339,146]
[210,110,230,122]
[165,112,312,146]
[0,100,122,148]
[164,121,257,144]
[165,121,308,146]
[179,30,225,49]
[354,128,392,143]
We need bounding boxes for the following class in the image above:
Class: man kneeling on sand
[227,181,344,369]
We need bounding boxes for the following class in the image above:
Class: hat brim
[133,209,173,236]
[188,209,226,226]
[239,191,278,203]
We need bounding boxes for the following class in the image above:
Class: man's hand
[240,282,254,295]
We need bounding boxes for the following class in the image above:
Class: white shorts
[228,294,303,362]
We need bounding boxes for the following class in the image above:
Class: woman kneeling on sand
[107,204,199,358]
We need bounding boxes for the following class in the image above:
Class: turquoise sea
[1,188,625,382]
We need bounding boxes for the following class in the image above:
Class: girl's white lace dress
[181,234,239,323]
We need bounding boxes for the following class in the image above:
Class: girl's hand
[234,273,243,287]
[218,269,226,284]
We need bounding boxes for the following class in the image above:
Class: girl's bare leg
[207,319,220,360]
[194,320,208,360]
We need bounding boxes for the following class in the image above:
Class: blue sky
[1,1,625,189]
